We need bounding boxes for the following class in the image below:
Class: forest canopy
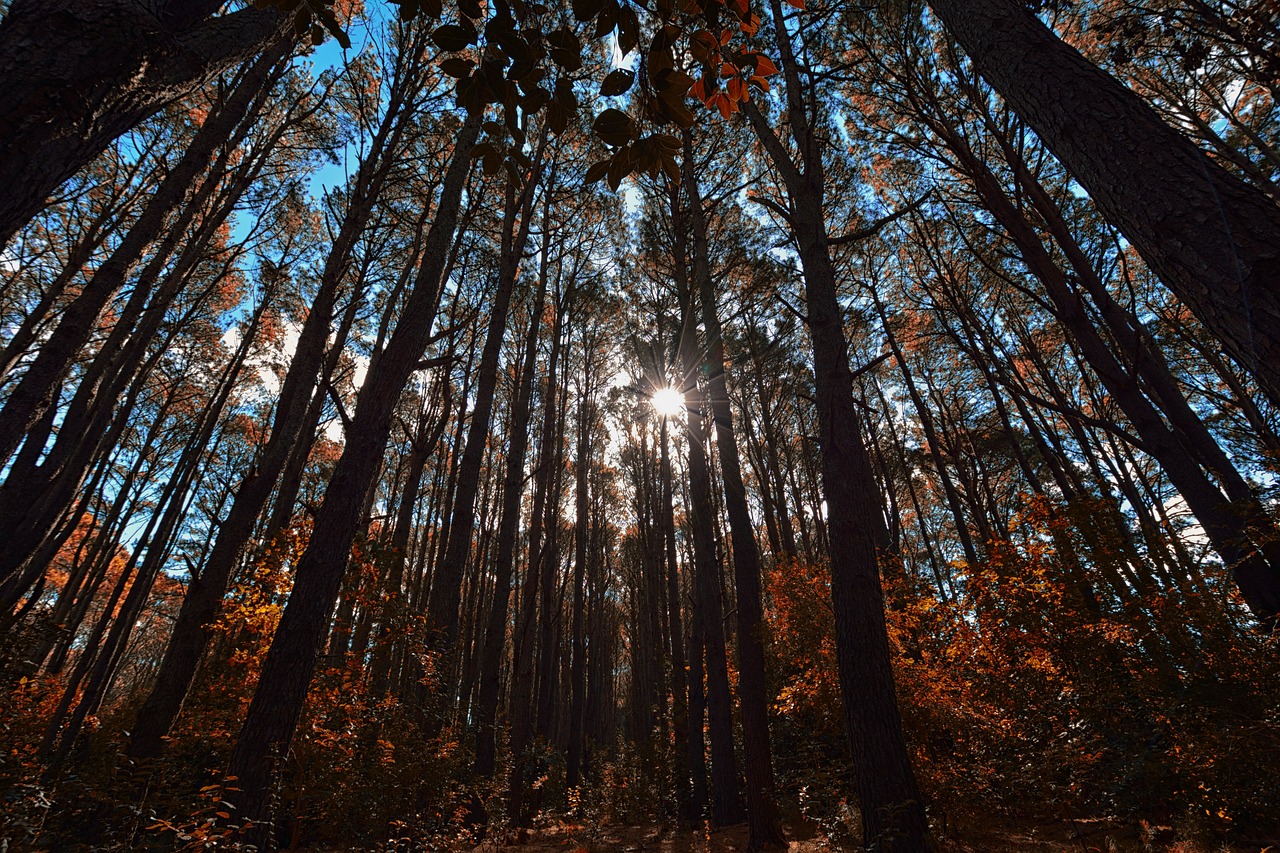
[1,0,1279,850]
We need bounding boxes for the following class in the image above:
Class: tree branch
[829,191,933,247]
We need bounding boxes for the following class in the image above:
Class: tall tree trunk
[792,220,930,850]
[671,189,743,827]
[507,282,566,824]
[744,0,931,842]
[224,116,479,834]
[660,417,698,819]
[683,137,785,848]
[474,247,550,778]
[0,0,290,245]
[565,376,592,789]
[928,0,1280,405]
[428,150,544,662]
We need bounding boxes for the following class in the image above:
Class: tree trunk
[474,249,550,778]
[224,115,478,834]
[744,0,931,841]
[428,155,543,658]
[671,201,743,827]
[683,138,785,848]
[566,376,592,788]
[0,0,289,245]
[928,0,1280,405]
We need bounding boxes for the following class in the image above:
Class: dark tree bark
[565,367,592,788]
[0,0,290,245]
[928,0,1280,406]
[671,185,743,828]
[659,417,699,819]
[507,280,567,824]
[683,135,786,849]
[224,115,479,833]
[785,214,930,850]
[474,234,551,778]
[428,144,545,658]
[741,0,931,844]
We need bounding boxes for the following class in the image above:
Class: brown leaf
[593,108,634,147]
[600,69,635,96]
[584,158,611,184]
[431,23,476,51]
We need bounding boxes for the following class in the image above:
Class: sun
[650,386,685,418]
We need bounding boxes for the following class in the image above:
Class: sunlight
[650,386,685,418]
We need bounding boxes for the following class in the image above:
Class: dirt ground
[469,818,1278,852]
[471,822,831,852]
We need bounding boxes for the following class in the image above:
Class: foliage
[5,0,1280,849]
[761,494,1280,845]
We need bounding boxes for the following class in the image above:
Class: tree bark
[928,0,1280,406]
[474,247,550,778]
[0,0,289,245]
[224,115,479,834]
[743,0,931,842]
[683,137,786,848]
[671,188,743,827]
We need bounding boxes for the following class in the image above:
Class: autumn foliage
[4,0,1280,850]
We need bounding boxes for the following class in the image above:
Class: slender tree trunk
[224,116,479,834]
[683,139,785,848]
[428,153,544,659]
[566,378,591,788]
[474,252,550,778]
[744,0,931,842]
[508,283,566,824]
[668,182,743,828]
[660,418,697,819]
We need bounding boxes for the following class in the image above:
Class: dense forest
[2,0,1279,849]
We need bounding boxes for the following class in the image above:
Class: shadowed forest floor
[466,819,1278,852]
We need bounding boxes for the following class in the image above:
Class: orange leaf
[755,54,779,76]
[720,61,737,78]
[709,91,734,119]
[785,0,804,8]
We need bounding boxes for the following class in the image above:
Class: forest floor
[469,817,1275,852]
